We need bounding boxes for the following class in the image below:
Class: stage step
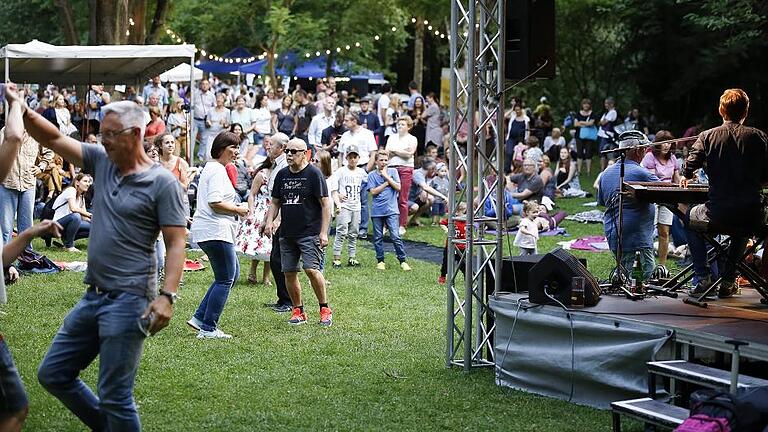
[648,360,768,391]
[611,397,688,432]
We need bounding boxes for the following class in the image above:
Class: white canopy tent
[160,63,204,82]
[0,40,198,161]
[0,40,197,85]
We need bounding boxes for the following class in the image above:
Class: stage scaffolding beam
[446,0,505,371]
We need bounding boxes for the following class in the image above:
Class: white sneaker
[186,317,203,331]
[398,226,407,236]
[196,328,232,339]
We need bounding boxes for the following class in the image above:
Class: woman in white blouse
[189,131,249,339]
[53,95,78,137]
[48,173,92,252]
[385,116,417,236]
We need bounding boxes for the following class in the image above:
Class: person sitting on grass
[47,172,93,252]
[407,158,448,227]
[331,145,367,268]
[368,151,411,271]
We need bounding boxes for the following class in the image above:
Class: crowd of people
[1,70,766,430]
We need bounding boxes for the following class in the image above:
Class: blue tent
[197,46,254,74]
[238,58,267,75]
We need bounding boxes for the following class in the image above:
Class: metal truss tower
[446,0,506,371]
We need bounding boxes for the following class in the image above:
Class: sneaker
[186,316,203,331]
[400,262,412,271]
[288,308,308,325]
[196,328,233,339]
[688,278,714,298]
[348,258,360,267]
[358,232,368,240]
[718,281,741,298]
[376,262,386,271]
[271,304,293,313]
[399,226,407,236]
[319,307,333,327]
[332,260,342,269]
[438,276,446,284]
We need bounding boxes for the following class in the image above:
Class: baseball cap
[617,130,650,149]
[346,145,360,156]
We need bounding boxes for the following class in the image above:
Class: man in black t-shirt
[294,90,316,144]
[264,138,333,326]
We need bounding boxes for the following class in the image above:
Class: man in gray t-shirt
[7,86,187,430]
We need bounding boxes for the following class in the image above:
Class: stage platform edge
[490,290,768,409]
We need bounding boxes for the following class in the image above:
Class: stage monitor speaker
[505,0,556,80]
[528,247,600,306]
[486,254,545,293]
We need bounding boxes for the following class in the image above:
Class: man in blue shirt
[368,151,411,271]
[597,131,658,282]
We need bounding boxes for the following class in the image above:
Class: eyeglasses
[101,126,135,141]
[284,148,305,155]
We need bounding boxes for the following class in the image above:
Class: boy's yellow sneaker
[376,262,386,271]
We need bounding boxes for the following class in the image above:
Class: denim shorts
[431,202,446,217]
[0,336,28,414]
[279,235,323,272]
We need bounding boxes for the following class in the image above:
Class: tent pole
[84,60,92,137]
[188,54,195,166]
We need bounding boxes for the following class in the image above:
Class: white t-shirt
[52,187,84,221]
[514,218,539,250]
[330,166,367,211]
[377,93,391,126]
[339,128,377,167]
[191,161,239,244]
[253,107,272,134]
[598,109,617,138]
[543,136,566,153]
[386,133,417,167]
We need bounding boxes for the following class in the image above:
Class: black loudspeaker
[505,0,556,80]
[528,248,600,306]
[486,254,587,293]
[487,254,544,293]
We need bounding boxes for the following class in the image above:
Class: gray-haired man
[5,85,187,431]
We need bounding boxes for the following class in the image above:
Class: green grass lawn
[0,165,649,431]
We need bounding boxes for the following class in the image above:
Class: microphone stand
[601,144,643,300]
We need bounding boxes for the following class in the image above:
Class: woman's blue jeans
[194,240,240,332]
[57,213,91,248]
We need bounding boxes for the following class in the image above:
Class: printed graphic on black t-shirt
[272,164,328,237]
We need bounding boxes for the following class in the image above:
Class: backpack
[40,194,67,221]
[675,387,768,432]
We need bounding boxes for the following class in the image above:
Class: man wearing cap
[330,145,367,268]
[597,130,658,284]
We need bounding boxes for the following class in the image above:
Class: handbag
[578,125,598,141]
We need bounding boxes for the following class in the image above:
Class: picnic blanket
[557,235,610,252]
[565,210,604,224]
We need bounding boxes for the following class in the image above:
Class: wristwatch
[158,289,179,305]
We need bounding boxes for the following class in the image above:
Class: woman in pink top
[641,130,679,267]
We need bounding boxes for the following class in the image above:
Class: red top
[225,163,238,188]
[441,218,467,250]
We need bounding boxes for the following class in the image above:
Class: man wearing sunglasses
[263,138,333,326]
[4,84,187,431]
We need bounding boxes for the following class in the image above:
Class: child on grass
[514,200,540,255]
[438,202,467,284]
[331,145,367,268]
[368,151,411,271]
[429,163,450,225]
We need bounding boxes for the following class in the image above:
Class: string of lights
[162,17,449,64]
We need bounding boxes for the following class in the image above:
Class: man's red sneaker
[319,307,333,327]
[288,308,307,325]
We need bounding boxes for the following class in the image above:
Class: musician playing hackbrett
[681,88,768,299]
[597,131,659,285]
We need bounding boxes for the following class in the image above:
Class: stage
[490,288,768,409]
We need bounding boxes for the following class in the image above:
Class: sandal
[247,274,259,284]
